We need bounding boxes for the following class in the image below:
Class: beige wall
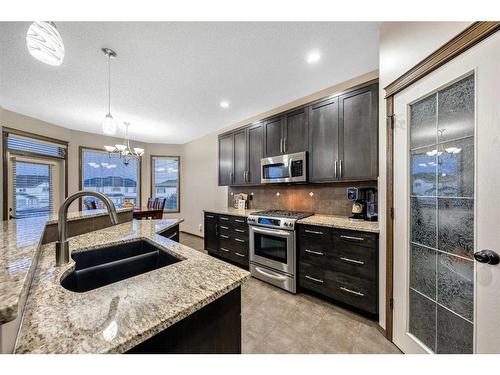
[377,21,472,329]
[0,108,182,219]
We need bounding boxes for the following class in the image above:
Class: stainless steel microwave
[261,151,307,184]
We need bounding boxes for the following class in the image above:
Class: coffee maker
[347,187,378,222]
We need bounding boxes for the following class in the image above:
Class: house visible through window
[151,156,180,212]
[81,148,140,208]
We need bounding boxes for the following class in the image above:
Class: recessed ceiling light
[306,51,321,64]
[220,100,230,109]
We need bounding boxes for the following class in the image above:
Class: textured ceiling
[0,22,380,144]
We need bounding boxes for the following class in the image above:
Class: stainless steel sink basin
[60,239,182,293]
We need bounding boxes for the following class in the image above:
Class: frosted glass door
[408,75,474,353]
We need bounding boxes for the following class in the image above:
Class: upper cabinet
[309,97,339,182]
[218,133,233,186]
[218,81,379,186]
[338,84,378,181]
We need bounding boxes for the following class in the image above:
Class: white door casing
[393,31,500,354]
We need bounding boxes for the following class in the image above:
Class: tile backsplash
[228,181,377,216]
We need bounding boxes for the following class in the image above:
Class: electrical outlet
[198,224,202,232]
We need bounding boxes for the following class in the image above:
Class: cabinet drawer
[204,212,218,221]
[332,243,377,281]
[333,229,377,249]
[231,216,248,226]
[232,235,248,248]
[232,226,248,236]
[299,262,336,299]
[332,273,377,314]
[218,216,231,223]
[229,248,249,266]
[299,225,333,241]
[299,235,334,265]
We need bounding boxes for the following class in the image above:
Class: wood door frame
[2,126,69,220]
[383,21,500,341]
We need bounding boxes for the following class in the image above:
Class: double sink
[61,240,182,293]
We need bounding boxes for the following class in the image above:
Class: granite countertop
[14,219,250,354]
[297,214,379,233]
[203,208,379,233]
[203,207,263,217]
[0,208,134,325]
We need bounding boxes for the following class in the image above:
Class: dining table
[132,206,164,220]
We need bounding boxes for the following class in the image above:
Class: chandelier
[104,122,144,166]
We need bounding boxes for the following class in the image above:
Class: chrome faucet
[55,191,119,266]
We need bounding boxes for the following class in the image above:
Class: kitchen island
[1,212,249,354]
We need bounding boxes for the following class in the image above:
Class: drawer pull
[220,225,229,230]
[340,257,364,265]
[340,235,364,241]
[220,234,230,239]
[206,215,214,218]
[305,249,324,256]
[235,252,246,258]
[167,232,178,239]
[305,229,324,235]
[220,247,230,252]
[305,275,324,284]
[235,238,245,243]
[234,228,246,233]
[220,217,229,221]
[340,286,364,297]
[234,219,245,223]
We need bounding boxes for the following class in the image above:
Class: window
[80,148,140,208]
[13,161,53,218]
[151,156,180,212]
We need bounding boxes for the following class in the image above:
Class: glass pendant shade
[26,22,65,66]
[102,113,117,135]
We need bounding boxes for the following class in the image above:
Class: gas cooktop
[251,210,314,220]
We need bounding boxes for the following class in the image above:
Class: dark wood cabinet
[247,123,264,184]
[284,108,308,154]
[309,97,339,182]
[298,224,379,315]
[204,213,219,253]
[218,133,233,186]
[339,84,378,181]
[233,129,248,185]
[159,224,180,242]
[204,212,249,268]
[264,116,283,157]
[217,81,378,186]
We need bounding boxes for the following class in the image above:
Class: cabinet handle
[220,234,230,239]
[339,159,343,178]
[234,228,246,233]
[234,219,245,223]
[235,238,245,243]
[340,235,364,241]
[229,171,233,183]
[305,229,323,235]
[305,275,324,284]
[220,217,229,221]
[280,138,283,153]
[220,247,230,252]
[284,136,287,153]
[334,160,338,178]
[305,249,324,256]
[220,225,229,230]
[206,215,214,219]
[235,252,246,258]
[340,286,364,297]
[340,256,364,265]
[167,232,178,239]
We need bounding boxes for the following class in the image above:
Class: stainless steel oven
[248,210,313,293]
[261,151,307,184]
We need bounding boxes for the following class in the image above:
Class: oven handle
[255,266,289,281]
[251,226,291,237]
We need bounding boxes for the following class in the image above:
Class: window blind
[7,134,66,158]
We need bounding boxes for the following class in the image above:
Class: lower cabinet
[158,224,180,242]
[298,224,378,315]
[204,212,249,268]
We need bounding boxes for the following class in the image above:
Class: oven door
[249,225,295,274]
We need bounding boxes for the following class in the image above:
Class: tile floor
[180,232,401,354]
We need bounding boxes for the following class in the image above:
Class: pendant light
[101,48,117,135]
[26,21,65,66]
[104,122,144,166]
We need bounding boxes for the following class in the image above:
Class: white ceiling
[0,22,380,144]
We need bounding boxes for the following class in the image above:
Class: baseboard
[180,230,204,239]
